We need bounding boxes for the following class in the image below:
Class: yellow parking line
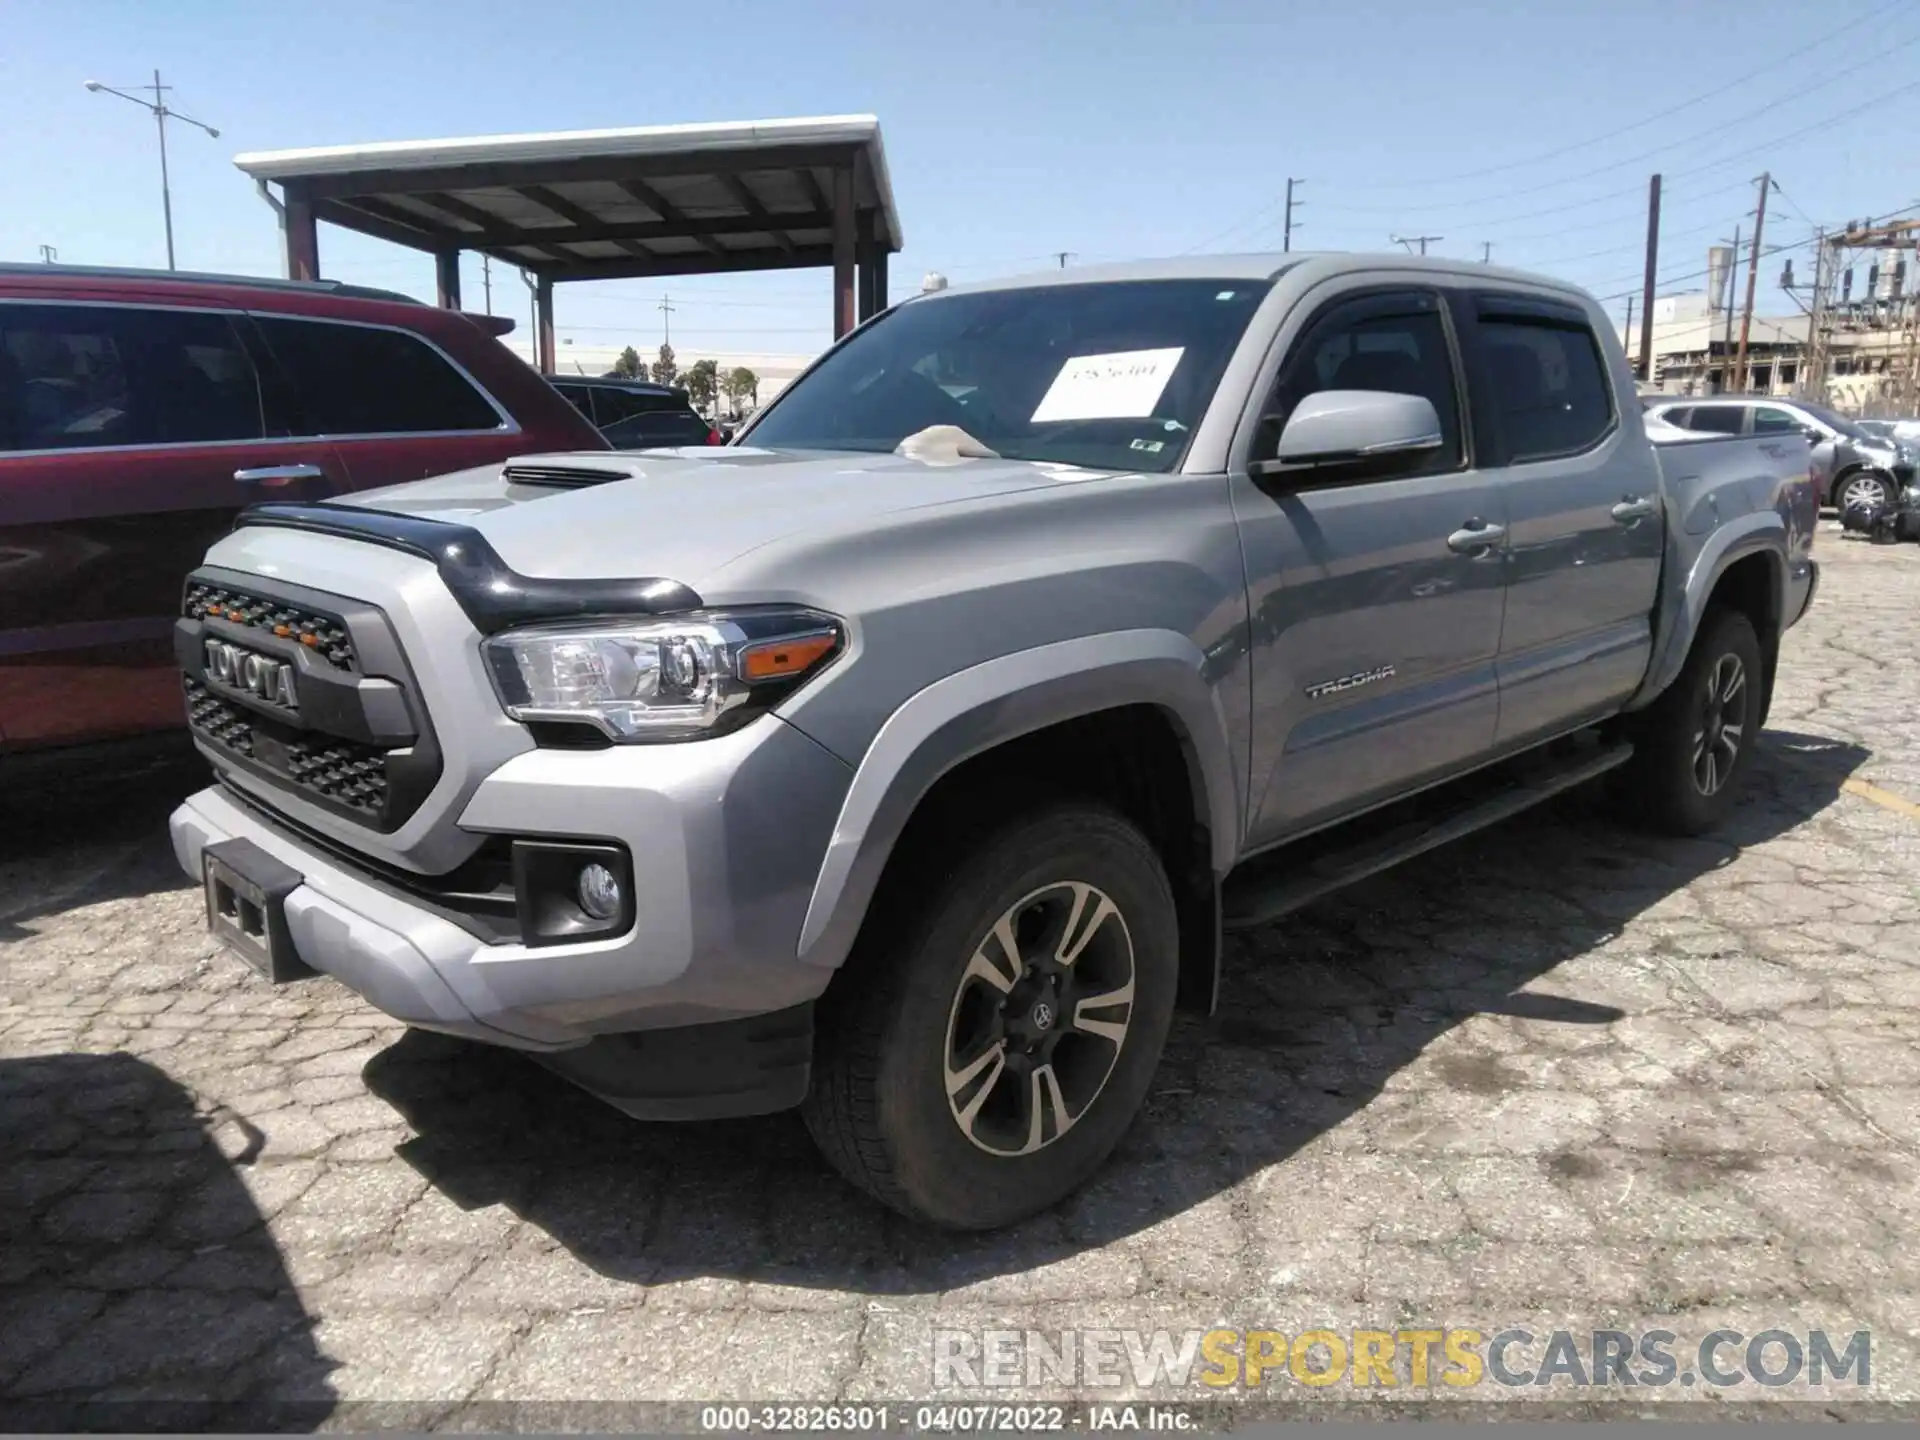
[1841,776,1920,822]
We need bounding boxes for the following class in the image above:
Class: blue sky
[5,0,1917,367]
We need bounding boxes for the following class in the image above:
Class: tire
[1833,468,1896,513]
[802,804,1178,1230]
[1620,608,1764,836]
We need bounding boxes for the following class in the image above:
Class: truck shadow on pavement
[0,745,207,943]
[360,728,1869,1295]
[0,1051,335,1429]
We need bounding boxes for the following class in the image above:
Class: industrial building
[1622,222,1920,416]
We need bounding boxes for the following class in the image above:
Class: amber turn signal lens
[738,632,837,682]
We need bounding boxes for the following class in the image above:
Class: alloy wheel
[942,881,1136,1157]
[1690,652,1748,797]
[1840,472,1891,511]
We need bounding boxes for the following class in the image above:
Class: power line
[1332,0,1911,194]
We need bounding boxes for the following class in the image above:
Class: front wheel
[1834,468,1896,513]
[802,804,1178,1230]
[1620,608,1763,836]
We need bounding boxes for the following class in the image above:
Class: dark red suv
[0,264,606,759]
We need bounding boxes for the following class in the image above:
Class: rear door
[246,313,523,487]
[1455,291,1666,747]
[0,299,350,749]
[1237,284,1508,847]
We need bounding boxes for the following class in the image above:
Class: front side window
[746,279,1273,473]
[251,316,503,436]
[1261,290,1463,475]
[1752,406,1805,435]
[1472,314,1614,463]
[0,303,263,453]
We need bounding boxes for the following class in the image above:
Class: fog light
[576,862,622,921]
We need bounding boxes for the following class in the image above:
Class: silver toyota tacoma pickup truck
[170,254,1819,1229]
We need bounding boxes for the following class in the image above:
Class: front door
[1236,285,1509,849]
[0,301,349,749]
[1452,291,1666,747]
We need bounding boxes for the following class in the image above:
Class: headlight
[482,608,843,742]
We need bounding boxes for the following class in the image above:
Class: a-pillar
[831,166,856,339]
[536,275,556,374]
[435,250,462,310]
[283,182,319,282]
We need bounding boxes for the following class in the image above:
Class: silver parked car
[1648,395,1916,511]
[170,254,1817,1228]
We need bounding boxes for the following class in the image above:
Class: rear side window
[251,316,503,436]
[1471,310,1614,463]
[1684,405,1746,435]
[1655,407,1692,429]
[0,303,264,452]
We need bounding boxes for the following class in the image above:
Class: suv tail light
[706,428,723,446]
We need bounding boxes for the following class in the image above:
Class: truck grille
[178,569,438,832]
[184,678,389,820]
[183,581,357,671]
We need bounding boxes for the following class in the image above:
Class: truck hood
[337,446,1120,586]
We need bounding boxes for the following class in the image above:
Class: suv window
[551,383,595,422]
[593,389,692,426]
[0,303,264,452]
[1753,405,1807,435]
[1471,312,1613,462]
[1684,404,1746,435]
[1263,290,1462,475]
[251,316,502,436]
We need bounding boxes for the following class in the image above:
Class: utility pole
[519,268,538,369]
[1391,234,1443,255]
[1636,173,1661,384]
[1052,251,1075,269]
[1624,296,1635,363]
[1481,242,1492,264]
[38,245,56,264]
[1802,229,1825,399]
[1283,179,1303,252]
[84,70,220,271]
[482,255,493,316]
[1733,172,1771,394]
[1719,225,1740,393]
[658,294,675,347]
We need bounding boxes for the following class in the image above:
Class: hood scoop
[502,461,632,489]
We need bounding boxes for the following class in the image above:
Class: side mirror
[1252,390,1442,477]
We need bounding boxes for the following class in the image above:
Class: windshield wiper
[895,425,1001,464]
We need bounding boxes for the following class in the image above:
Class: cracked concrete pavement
[2,530,1918,1422]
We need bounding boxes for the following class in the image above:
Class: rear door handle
[234,464,324,487]
[1446,519,1507,554]
[1611,495,1656,523]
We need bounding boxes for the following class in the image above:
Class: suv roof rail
[0,261,420,305]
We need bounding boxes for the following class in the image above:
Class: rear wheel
[802,804,1178,1230]
[1620,608,1763,836]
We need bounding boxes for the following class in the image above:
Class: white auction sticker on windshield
[1030,347,1185,423]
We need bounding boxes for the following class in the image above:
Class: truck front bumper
[169,714,854,1117]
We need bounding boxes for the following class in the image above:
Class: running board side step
[1221,739,1634,932]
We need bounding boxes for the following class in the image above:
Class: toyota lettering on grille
[205,638,299,710]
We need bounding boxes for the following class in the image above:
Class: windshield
[1800,402,1866,439]
[745,279,1273,473]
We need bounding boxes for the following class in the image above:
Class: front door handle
[1446,519,1507,554]
[1611,495,1657,523]
[234,464,325,487]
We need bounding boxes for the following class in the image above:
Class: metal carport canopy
[232,114,904,371]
